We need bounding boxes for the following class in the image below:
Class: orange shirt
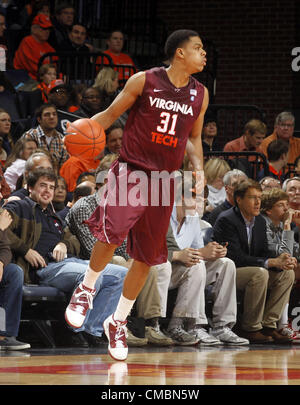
[13,35,57,80]
[96,49,136,81]
[223,135,260,161]
[258,132,300,165]
[60,156,100,192]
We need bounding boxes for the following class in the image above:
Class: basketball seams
[65,118,106,158]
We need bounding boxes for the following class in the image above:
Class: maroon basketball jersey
[119,66,205,172]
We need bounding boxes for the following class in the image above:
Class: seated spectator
[259,111,300,167]
[22,103,69,170]
[0,11,11,70]
[76,87,103,118]
[13,13,57,80]
[204,158,231,213]
[10,150,53,200]
[282,177,300,243]
[52,175,68,212]
[258,139,289,182]
[224,119,267,159]
[66,156,173,346]
[294,156,300,176]
[207,169,247,226]
[58,23,90,53]
[58,23,92,80]
[47,79,80,113]
[202,113,221,153]
[213,178,295,343]
[46,79,82,133]
[17,62,57,95]
[104,120,123,156]
[164,171,248,346]
[93,67,120,109]
[0,108,14,163]
[48,2,75,50]
[260,188,300,342]
[260,111,300,164]
[24,1,51,22]
[259,176,281,191]
[0,164,11,201]
[4,137,37,192]
[96,30,137,84]
[76,171,96,191]
[4,167,128,347]
[0,208,30,350]
[282,177,300,211]
[36,63,57,101]
[71,182,93,204]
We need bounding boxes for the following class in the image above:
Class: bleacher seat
[21,284,67,348]
[0,90,24,120]
[4,69,31,88]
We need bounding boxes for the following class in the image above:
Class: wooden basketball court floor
[1,343,300,388]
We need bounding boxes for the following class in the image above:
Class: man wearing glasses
[259,111,300,166]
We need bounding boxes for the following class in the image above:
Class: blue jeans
[37,257,127,337]
[0,263,24,337]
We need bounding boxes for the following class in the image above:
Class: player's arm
[187,87,209,171]
[91,71,146,130]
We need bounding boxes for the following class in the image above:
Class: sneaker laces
[75,288,94,310]
[220,327,236,337]
[170,326,191,340]
[114,321,127,348]
[189,327,207,337]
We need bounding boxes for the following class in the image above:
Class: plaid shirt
[23,125,69,168]
[65,192,129,260]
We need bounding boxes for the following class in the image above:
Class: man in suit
[213,178,295,343]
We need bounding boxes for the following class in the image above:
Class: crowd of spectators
[0,1,300,351]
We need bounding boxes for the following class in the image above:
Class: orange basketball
[64,119,106,159]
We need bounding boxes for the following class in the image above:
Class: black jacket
[212,206,271,268]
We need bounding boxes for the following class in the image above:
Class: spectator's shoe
[82,332,107,347]
[167,326,199,346]
[0,336,31,350]
[238,329,273,344]
[277,325,300,343]
[65,283,96,328]
[145,325,174,346]
[188,327,221,346]
[127,330,148,347]
[210,327,249,345]
[262,327,293,344]
[67,331,89,348]
[103,314,128,361]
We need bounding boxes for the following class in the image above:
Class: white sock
[113,294,135,322]
[278,303,289,330]
[82,266,100,290]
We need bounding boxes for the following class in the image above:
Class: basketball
[64,119,106,159]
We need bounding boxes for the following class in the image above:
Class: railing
[38,51,113,85]
[38,51,137,87]
[204,151,269,181]
[205,104,267,149]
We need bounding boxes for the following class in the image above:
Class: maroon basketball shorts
[86,160,174,266]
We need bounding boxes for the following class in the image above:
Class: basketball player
[65,29,208,360]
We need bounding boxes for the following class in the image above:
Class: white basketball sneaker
[103,314,128,361]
